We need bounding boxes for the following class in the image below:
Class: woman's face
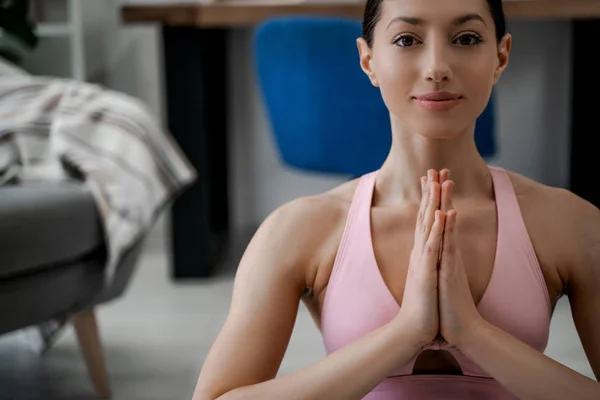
[358,0,511,139]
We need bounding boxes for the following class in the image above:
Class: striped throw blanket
[0,74,196,282]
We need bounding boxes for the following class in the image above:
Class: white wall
[228,21,572,231]
[492,21,572,189]
[103,2,165,123]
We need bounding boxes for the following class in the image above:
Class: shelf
[0,24,71,41]
[37,23,73,37]
[21,36,73,79]
[122,0,600,27]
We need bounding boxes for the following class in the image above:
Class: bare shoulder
[507,171,599,231]
[506,171,600,291]
[267,178,358,238]
[255,178,359,283]
[508,171,573,208]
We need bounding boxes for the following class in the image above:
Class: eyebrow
[385,13,487,31]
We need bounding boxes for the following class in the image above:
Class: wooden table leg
[162,26,230,278]
[72,310,111,399]
[570,20,600,207]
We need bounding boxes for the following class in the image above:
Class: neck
[375,119,493,207]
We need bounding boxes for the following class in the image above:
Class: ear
[357,37,380,87]
[493,33,511,85]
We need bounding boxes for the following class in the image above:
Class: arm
[568,199,600,381]
[456,193,600,400]
[459,319,600,400]
[193,197,423,400]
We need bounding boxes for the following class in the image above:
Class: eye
[393,34,422,48]
[453,33,483,46]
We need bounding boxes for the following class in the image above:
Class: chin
[409,120,468,140]
[390,107,476,140]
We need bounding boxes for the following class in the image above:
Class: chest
[308,199,562,328]
[310,199,559,376]
[369,203,498,308]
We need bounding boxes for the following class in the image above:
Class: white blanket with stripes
[0,73,196,282]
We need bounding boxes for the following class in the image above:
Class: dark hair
[362,0,507,46]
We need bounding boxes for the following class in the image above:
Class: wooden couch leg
[72,310,111,399]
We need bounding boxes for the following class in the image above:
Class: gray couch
[0,182,145,398]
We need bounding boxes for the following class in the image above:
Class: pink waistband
[363,375,516,400]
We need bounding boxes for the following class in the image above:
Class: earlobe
[368,62,380,87]
[357,38,380,87]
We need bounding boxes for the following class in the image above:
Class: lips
[414,91,462,111]
[414,91,462,101]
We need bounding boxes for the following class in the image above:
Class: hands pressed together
[397,169,484,350]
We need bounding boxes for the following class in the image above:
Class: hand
[394,170,445,349]
[438,174,484,348]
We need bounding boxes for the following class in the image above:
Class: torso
[300,170,567,374]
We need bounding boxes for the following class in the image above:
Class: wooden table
[122,0,600,278]
[123,0,600,26]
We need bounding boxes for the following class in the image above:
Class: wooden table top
[122,0,600,26]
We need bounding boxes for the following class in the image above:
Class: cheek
[461,56,497,113]
[372,52,415,112]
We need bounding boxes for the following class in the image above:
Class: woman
[193,0,600,398]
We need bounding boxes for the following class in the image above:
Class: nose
[423,38,452,83]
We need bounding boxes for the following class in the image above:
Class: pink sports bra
[320,166,552,399]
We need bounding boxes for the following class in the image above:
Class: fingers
[439,169,451,183]
[438,169,453,213]
[441,180,455,213]
[414,170,445,255]
[441,209,458,266]
[422,210,446,268]
[412,169,456,270]
[429,169,439,184]
[422,173,441,241]
[415,170,436,242]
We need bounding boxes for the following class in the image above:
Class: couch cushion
[0,254,105,335]
[0,183,104,278]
